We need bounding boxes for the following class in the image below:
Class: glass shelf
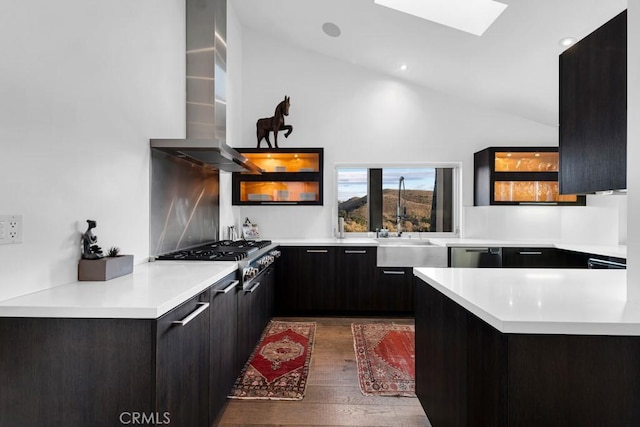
[494,151,559,172]
[242,152,320,173]
[494,181,578,203]
[239,181,320,203]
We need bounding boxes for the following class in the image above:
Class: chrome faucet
[397,176,406,236]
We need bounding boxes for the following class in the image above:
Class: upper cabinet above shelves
[474,147,585,206]
[559,10,627,194]
[232,148,324,205]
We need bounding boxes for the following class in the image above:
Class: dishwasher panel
[449,247,502,268]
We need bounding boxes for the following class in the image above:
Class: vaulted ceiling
[231,0,627,126]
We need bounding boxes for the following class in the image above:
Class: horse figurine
[256,96,293,148]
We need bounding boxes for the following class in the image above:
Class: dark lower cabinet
[502,248,625,269]
[237,266,274,368]
[0,290,211,427]
[157,290,210,427]
[209,272,240,425]
[415,278,640,427]
[276,246,413,315]
[372,267,413,313]
[336,247,376,312]
[275,246,336,314]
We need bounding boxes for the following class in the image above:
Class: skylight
[374,0,508,36]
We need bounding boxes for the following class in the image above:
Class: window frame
[334,162,462,238]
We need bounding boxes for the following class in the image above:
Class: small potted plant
[78,220,134,281]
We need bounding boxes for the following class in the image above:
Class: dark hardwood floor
[217,317,431,427]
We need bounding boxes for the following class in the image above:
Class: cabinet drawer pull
[464,248,489,253]
[245,281,261,293]
[383,270,405,275]
[306,249,328,253]
[215,280,239,294]
[172,302,209,326]
[345,250,367,254]
[519,251,543,255]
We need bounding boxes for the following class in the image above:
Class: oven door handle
[245,281,261,293]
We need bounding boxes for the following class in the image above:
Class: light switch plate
[0,215,22,244]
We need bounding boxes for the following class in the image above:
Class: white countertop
[0,238,626,320]
[276,237,626,258]
[428,238,627,258]
[0,261,238,319]
[414,267,639,336]
[275,238,378,246]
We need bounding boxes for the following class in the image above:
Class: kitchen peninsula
[414,267,640,427]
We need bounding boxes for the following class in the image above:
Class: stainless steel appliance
[587,257,626,269]
[449,247,503,268]
[241,248,281,290]
[156,240,272,261]
[155,239,280,289]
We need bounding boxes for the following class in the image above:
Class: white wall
[228,29,627,242]
[0,0,185,301]
[464,195,624,244]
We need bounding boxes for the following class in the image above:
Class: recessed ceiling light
[400,64,408,71]
[559,37,577,47]
[322,22,341,38]
[374,0,507,36]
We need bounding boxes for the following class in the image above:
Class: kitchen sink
[376,238,447,267]
[376,237,434,246]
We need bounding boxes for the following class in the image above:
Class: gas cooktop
[156,240,272,261]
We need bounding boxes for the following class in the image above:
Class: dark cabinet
[232,148,324,205]
[501,248,625,269]
[415,277,640,427]
[209,273,240,425]
[559,10,627,194]
[474,147,585,205]
[0,291,211,427]
[237,267,274,368]
[276,246,413,315]
[336,247,377,312]
[373,267,414,313]
[275,246,336,314]
[156,291,211,427]
[502,247,566,268]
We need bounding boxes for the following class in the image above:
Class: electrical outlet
[0,215,22,244]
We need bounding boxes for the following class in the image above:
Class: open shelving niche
[232,148,324,205]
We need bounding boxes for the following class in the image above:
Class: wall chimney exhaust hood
[150,139,261,173]
[151,0,260,174]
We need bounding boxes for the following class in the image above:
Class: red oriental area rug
[352,323,416,397]
[229,320,316,400]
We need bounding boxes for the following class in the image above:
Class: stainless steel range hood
[150,138,261,173]
[150,0,260,174]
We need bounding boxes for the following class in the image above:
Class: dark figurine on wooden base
[256,95,293,148]
[81,219,103,259]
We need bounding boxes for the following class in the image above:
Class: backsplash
[150,150,220,256]
[463,194,626,245]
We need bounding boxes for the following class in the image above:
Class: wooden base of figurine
[78,255,133,281]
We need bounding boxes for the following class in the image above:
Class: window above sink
[335,164,460,237]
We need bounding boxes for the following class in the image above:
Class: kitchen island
[414,267,640,427]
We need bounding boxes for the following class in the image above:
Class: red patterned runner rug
[229,320,316,400]
[352,323,416,397]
